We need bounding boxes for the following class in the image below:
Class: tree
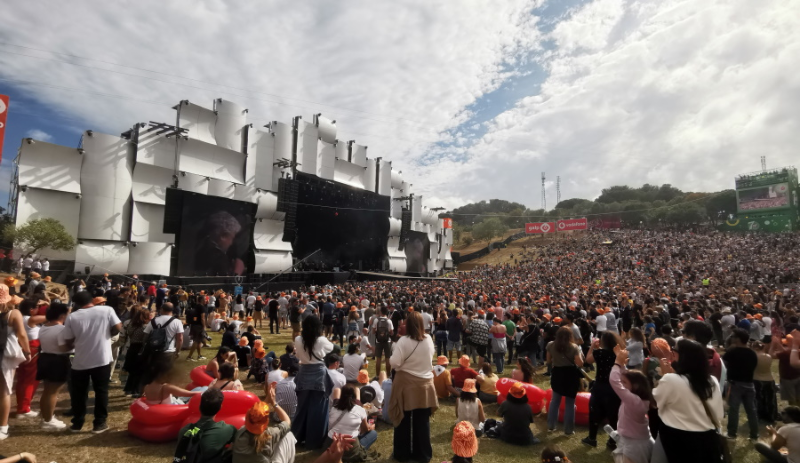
[705,189,737,225]
[471,217,508,242]
[2,218,76,255]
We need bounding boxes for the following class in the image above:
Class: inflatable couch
[185,365,215,390]
[544,389,590,426]
[128,390,259,442]
[495,378,545,413]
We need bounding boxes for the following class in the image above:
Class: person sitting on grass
[511,357,536,383]
[450,355,478,392]
[174,389,237,463]
[235,337,251,370]
[455,379,485,433]
[232,382,296,463]
[326,384,378,460]
[207,346,238,379]
[476,363,499,404]
[450,421,479,463]
[209,362,244,391]
[434,355,460,399]
[143,359,205,405]
[496,382,539,445]
[757,405,800,463]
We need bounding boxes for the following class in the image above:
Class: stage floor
[355,271,458,281]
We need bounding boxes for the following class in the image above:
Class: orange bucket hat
[451,421,478,458]
[462,378,477,393]
[458,355,470,368]
[437,355,449,366]
[239,337,249,347]
[509,381,526,399]
[245,402,270,435]
[357,369,370,384]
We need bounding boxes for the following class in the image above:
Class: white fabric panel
[77,195,131,241]
[74,241,129,275]
[132,163,173,205]
[364,159,376,193]
[333,159,366,189]
[80,132,134,199]
[128,242,172,275]
[351,144,367,168]
[316,115,336,144]
[272,122,293,163]
[254,250,293,273]
[16,188,80,260]
[179,102,216,144]
[254,219,292,251]
[255,191,283,219]
[317,141,335,180]
[378,160,392,196]
[426,225,436,243]
[136,130,177,170]
[249,129,279,193]
[238,126,258,202]
[296,121,318,175]
[178,138,245,184]
[131,202,174,243]
[390,187,403,219]
[387,237,404,258]
[388,257,407,273]
[390,170,403,189]
[388,217,402,236]
[207,179,236,199]
[335,141,349,162]
[18,140,82,194]
[178,171,209,195]
[214,99,246,151]
[421,208,438,226]
[412,195,422,223]
[400,181,409,194]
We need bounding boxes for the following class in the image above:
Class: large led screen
[404,231,430,274]
[737,183,790,211]
[176,193,256,276]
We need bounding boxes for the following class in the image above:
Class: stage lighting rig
[147,121,188,139]
[430,207,445,211]
[273,158,299,169]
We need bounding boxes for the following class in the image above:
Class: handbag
[699,395,733,463]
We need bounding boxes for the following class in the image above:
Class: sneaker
[581,437,597,447]
[0,429,8,440]
[92,423,110,434]
[198,356,207,360]
[42,418,67,431]
[603,424,620,442]
[186,357,196,362]
[70,424,82,433]
[18,410,39,418]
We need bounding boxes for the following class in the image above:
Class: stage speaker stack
[278,178,300,242]
[399,209,412,250]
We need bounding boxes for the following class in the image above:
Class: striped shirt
[275,378,297,420]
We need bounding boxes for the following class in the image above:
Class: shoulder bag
[700,395,733,463]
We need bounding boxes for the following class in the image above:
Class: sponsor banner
[442,218,453,229]
[557,217,588,231]
[0,95,8,164]
[525,222,555,234]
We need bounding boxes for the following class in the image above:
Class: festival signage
[442,218,453,229]
[526,222,555,234]
[557,217,588,231]
[0,95,8,164]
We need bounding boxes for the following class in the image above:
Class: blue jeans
[727,381,759,439]
[359,430,378,449]
[547,391,576,434]
[493,353,505,374]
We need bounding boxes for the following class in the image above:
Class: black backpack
[146,316,177,355]
[173,421,230,463]
[375,318,391,343]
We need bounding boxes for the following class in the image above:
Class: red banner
[442,218,453,229]
[0,95,8,164]
[526,222,555,234]
[557,218,588,231]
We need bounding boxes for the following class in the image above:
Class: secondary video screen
[737,183,790,211]
[404,231,430,274]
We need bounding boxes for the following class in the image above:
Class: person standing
[14,299,45,417]
[40,258,49,279]
[0,288,31,441]
[292,316,334,449]
[268,295,280,335]
[722,328,759,441]
[58,291,122,433]
[143,302,183,369]
[121,308,150,397]
[388,312,437,463]
[546,327,584,435]
[370,306,394,376]
[185,298,207,362]
[37,301,71,431]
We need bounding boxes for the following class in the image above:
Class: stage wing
[254,250,293,273]
[390,187,403,219]
[77,195,131,241]
[333,159,367,190]
[177,171,209,195]
[388,217,402,236]
[18,140,82,194]
[317,140,335,180]
[178,138,245,184]
[351,143,367,168]
[135,129,177,170]
[16,187,80,260]
[80,132,134,199]
[335,141,349,163]
[255,191,284,220]
[128,242,172,275]
[296,121,318,176]
[271,121,293,167]
[253,219,293,251]
[178,101,216,144]
[377,159,392,196]
[207,178,236,199]
[388,257,407,273]
[364,158,376,193]
[214,99,246,151]
[74,241,129,275]
[316,115,336,144]
[391,170,403,189]
[131,202,174,243]
[132,163,173,205]
[248,128,279,192]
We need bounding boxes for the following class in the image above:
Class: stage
[354,271,458,282]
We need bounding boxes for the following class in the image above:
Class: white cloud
[24,129,53,142]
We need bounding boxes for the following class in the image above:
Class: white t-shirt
[42,261,50,271]
[246,295,257,308]
[368,379,384,406]
[328,405,367,438]
[59,305,121,370]
[268,369,286,384]
[327,368,347,399]
[294,335,334,364]
[23,316,40,341]
[778,423,800,463]
[370,317,394,338]
[40,324,72,354]
[143,314,184,353]
[389,335,435,379]
[342,353,365,382]
[653,373,724,432]
[421,312,433,332]
[596,314,607,332]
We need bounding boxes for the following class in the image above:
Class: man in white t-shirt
[59,291,122,434]
[325,353,347,400]
[246,292,257,315]
[421,308,433,334]
[143,302,184,367]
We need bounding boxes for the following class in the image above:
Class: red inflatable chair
[544,389,590,426]
[128,399,192,443]
[495,378,546,414]
[185,365,215,390]
[181,390,260,430]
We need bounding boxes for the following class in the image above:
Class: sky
[0,0,798,212]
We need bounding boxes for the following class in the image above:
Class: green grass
[3,328,779,463]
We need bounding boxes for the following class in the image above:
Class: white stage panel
[271,122,293,166]
[378,159,392,196]
[128,242,172,275]
[179,101,216,144]
[78,195,131,241]
[335,141,349,162]
[207,179,236,199]
[388,257,407,273]
[80,132,134,199]
[214,99,246,151]
[178,138,245,184]
[391,170,403,189]
[136,130,177,170]
[254,219,292,251]
[178,171,209,195]
[74,241,129,275]
[351,144,367,168]
[387,237,404,258]
[249,128,279,193]
[412,194,422,223]
[316,115,336,144]
[317,141,335,180]
[132,163,173,205]
[296,121,318,175]
[255,191,283,220]
[333,159,366,190]
[16,187,80,260]
[18,140,82,194]
[388,217,402,236]
[390,187,403,219]
[364,159,376,193]
[131,202,174,243]
[254,250,293,273]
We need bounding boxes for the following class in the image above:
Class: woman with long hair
[476,363,499,403]
[142,358,203,405]
[327,384,378,456]
[208,362,244,391]
[752,341,779,424]
[232,383,296,463]
[546,326,584,435]
[206,346,237,379]
[0,291,30,440]
[626,328,646,370]
[653,339,724,463]
[511,357,535,383]
[122,307,150,397]
[388,311,438,463]
[610,348,654,463]
[291,315,334,449]
[582,331,623,448]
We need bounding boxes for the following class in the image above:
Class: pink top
[610,365,651,440]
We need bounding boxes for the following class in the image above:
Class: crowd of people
[1,229,800,463]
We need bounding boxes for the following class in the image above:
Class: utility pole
[541,172,546,210]
[761,156,766,172]
[556,176,561,205]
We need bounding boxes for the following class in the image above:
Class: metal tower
[761,156,767,172]
[541,172,546,210]
[556,176,561,205]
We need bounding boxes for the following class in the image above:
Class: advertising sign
[0,95,8,164]
[557,217,588,231]
[442,218,453,229]
[525,222,555,234]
